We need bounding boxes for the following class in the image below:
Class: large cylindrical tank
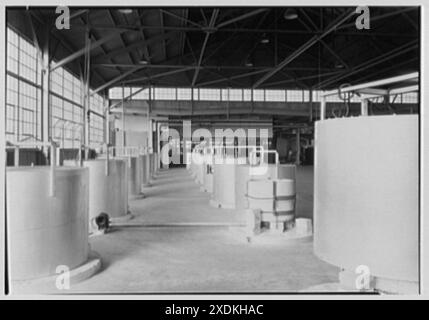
[149,153,155,178]
[235,165,251,209]
[210,157,246,207]
[126,156,143,199]
[202,156,214,193]
[141,154,151,187]
[7,166,90,280]
[314,115,418,290]
[65,159,129,222]
[211,157,237,209]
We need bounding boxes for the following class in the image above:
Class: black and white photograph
[0,1,428,301]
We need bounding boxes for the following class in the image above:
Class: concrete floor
[59,166,339,294]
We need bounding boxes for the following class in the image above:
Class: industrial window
[89,114,104,148]
[253,89,265,101]
[90,92,105,114]
[312,90,322,102]
[154,87,176,100]
[326,94,344,102]
[243,89,252,101]
[177,88,192,100]
[109,87,123,99]
[221,89,242,101]
[265,90,286,102]
[199,88,220,101]
[6,27,41,143]
[193,88,199,100]
[89,93,105,148]
[303,90,310,102]
[131,87,149,100]
[287,90,303,102]
[49,62,85,147]
[401,92,418,104]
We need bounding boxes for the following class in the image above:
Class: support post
[41,28,50,159]
[122,83,126,147]
[320,96,326,120]
[296,129,301,166]
[83,28,91,160]
[361,98,369,116]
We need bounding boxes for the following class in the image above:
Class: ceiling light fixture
[260,34,270,44]
[335,62,345,69]
[284,8,298,20]
[118,9,133,14]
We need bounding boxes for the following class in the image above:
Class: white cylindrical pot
[314,115,418,291]
[250,163,278,180]
[247,179,296,230]
[7,166,90,280]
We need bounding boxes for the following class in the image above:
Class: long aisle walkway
[68,167,338,293]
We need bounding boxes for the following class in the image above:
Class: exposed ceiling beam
[298,9,350,69]
[107,9,135,64]
[160,9,204,28]
[316,40,418,89]
[93,31,178,62]
[135,9,151,63]
[109,86,147,109]
[216,8,269,29]
[92,63,336,71]
[196,68,270,87]
[51,30,124,71]
[159,9,167,61]
[68,22,418,38]
[91,66,145,95]
[191,9,219,86]
[122,67,194,84]
[252,9,355,88]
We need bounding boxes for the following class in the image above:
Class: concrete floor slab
[61,167,339,294]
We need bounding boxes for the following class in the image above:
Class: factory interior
[4,7,420,295]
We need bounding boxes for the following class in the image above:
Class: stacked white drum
[247,179,296,232]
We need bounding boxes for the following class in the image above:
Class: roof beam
[191,9,219,86]
[253,9,355,88]
[107,9,135,64]
[322,72,418,97]
[298,9,350,69]
[160,9,204,29]
[135,9,151,63]
[91,66,145,96]
[196,68,270,87]
[51,30,124,71]
[316,40,418,89]
[109,86,147,110]
[93,31,178,62]
[216,9,269,29]
[123,67,194,84]
[159,9,167,61]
